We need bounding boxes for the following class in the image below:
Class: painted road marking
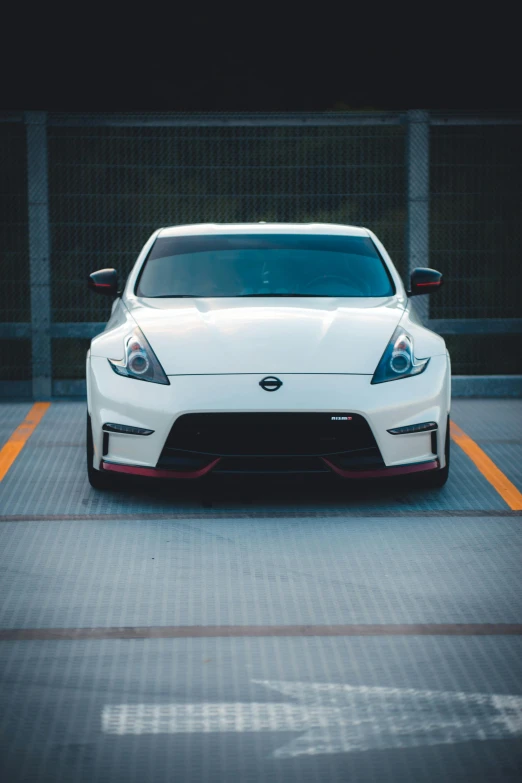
[451,420,522,510]
[0,403,50,482]
[102,680,522,757]
[2,624,522,641]
[1,510,521,523]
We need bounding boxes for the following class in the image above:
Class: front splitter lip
[102,458,220,479]
[322,457,440,479]
[101,457,440,480]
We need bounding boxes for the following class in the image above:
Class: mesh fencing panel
[0,120,31,381]
[444,334,522,375]
[430,124,522,319]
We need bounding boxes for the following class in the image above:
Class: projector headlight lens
[128,351,150,376]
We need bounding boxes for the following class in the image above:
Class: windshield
[136,234,395,298]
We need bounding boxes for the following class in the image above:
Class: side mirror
[409,267,443,296]
[88,268,119,297]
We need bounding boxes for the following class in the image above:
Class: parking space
[0,401,517,517]
[452,399,522,496]
[1,400,521,782]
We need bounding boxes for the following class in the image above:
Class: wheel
[418,415,450,489]
[86,413,115,490]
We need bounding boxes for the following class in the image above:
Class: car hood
[127,297,405,375]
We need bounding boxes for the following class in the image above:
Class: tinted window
[136,234,395,298]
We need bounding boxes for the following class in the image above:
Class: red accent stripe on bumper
[102,458,220,479]
[322,458,440,479]
[102,457,439,481]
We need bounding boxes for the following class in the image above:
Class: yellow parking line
[0,403,51,482]
[451,420,522,511]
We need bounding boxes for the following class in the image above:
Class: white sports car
[86,223,451,490]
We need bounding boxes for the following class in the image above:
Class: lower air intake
[160,413,382,460]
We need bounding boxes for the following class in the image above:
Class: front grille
[161,413,380,458]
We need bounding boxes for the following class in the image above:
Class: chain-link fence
[1,111,521,397]
[0,119,31,389]
[430,123,522,319]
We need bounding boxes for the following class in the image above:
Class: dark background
[1,10,517,112]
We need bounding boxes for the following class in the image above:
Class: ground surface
[0,399,521,782]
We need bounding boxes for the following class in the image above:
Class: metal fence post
[406,110,430,322]
[26,111,52,399]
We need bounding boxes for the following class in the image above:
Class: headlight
[108,327,169,385]
[371,326,429,384]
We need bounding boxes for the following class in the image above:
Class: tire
[418,415,450,489]
[87,413,115,490]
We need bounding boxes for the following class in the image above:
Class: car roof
[157,223,371,238]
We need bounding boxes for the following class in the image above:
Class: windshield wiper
[148,293,329,298]
[237,293,327,297]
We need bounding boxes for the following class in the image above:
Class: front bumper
[88,354,450,476]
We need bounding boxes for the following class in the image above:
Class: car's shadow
[103,471,441,513]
